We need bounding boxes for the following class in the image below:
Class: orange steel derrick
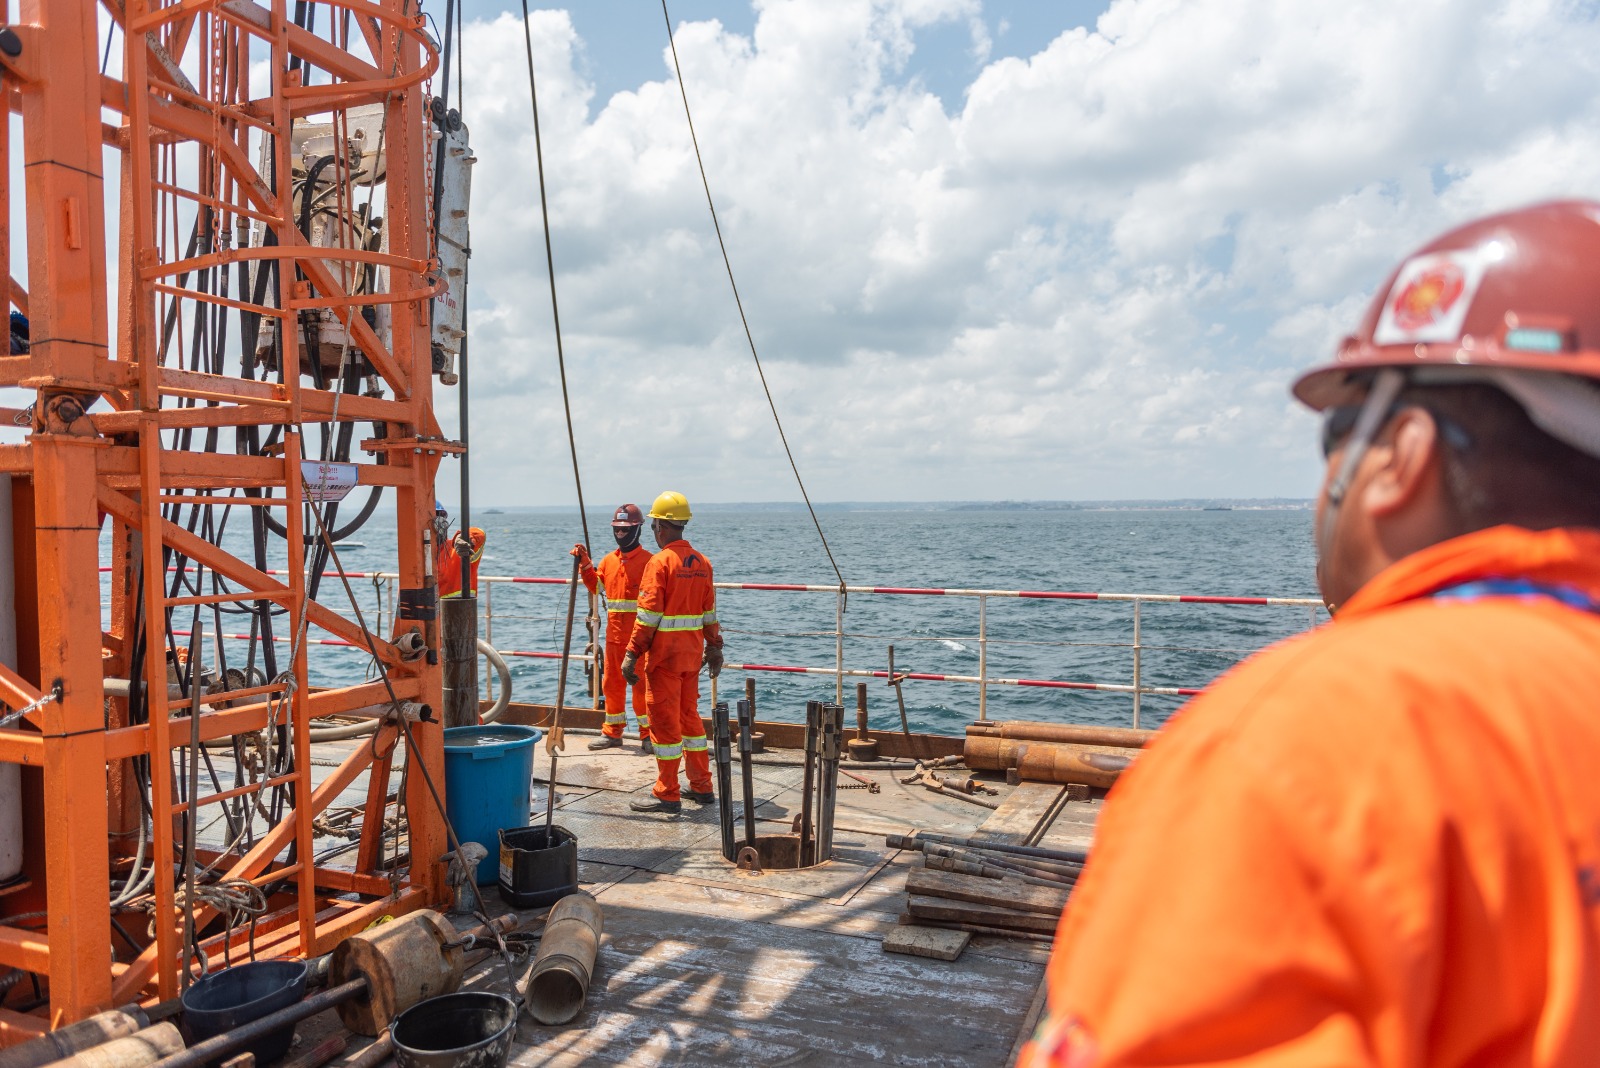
[0,0,457,1034]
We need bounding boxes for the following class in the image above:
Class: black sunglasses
[1320,403,1474,459]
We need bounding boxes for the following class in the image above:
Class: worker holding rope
[433,500,485,599]
[1023,201,1600,1066]
[622,491,724,815]
[572,503,654,753]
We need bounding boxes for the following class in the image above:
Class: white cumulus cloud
[440,0,1600,508]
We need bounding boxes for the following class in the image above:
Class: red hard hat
[1293,201,1600,457]
[611,503,644,528]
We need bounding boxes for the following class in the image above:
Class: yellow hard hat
[647,491,692,523]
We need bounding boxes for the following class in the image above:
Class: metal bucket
[390,991,518,1068]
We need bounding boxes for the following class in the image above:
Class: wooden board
[883,925,970,961]
[973,782,1066,846]
[906,868,1069,917]
[907,894,1061,933]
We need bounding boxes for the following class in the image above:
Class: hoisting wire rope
[659,0,847,594]
[519,0,595,755]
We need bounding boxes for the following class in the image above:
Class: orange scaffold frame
[0,0,454,1035]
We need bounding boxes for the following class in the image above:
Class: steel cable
[659,0,847,593]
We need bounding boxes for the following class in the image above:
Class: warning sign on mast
[300,461,360,503]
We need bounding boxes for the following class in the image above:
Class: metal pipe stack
[712,701,735,861]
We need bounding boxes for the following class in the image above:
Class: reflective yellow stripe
[653,742,684,760]
[658,613,707,632]
[682,734,707,752]
[638,717,651,727]
[604,713,626,725]
[603,598,638,614]
[636,608,664,627]
[702,609,718,625]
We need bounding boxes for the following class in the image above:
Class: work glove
[704,644,724,679]
[454,532,474,559]
[569,542,591,567]
[621,651,640,686]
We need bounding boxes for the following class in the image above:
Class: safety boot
[686,789,715,805]
[639,737,654,756]
[588,735,622,751]
[629,796,681,815]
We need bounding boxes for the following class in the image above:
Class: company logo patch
[1373,249,1489,346]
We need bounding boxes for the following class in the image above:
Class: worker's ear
[1359,407,1442,519]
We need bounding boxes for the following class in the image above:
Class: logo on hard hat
[1373,249,1488,346]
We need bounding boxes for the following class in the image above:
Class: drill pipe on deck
[57,1024,185,1068]
[963,735,1136,789]
[966,721,1156,749]
[736,698,757,848]
[522,892,604,1026]
[0,1010,150,1068]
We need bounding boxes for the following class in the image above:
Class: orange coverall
[578,545,652,740]
[435,527,485,599]
[1021,524,1600,1068]
[626,539,722,803]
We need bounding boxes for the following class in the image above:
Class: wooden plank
[1008,975,1052,1065]
[883,925,970,961]
[907,894,1060,933]
[973,783,1066,846]
[907,868,1069,916]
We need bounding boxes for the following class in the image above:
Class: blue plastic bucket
[442,724,543,884]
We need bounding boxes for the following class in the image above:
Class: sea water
[168,505,1319,735]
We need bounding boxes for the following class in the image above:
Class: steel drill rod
[899,917,1055,944]
[888,645,911,736]
[150,979,368,1068]
[712,701,735,861]
[921,853,1075,889]
[800,701,819,865]
[736,698,757,847]
[342,1033,393,1068]
[855,682,869,740]
[910,831,1089,866]
[817,702,841,861]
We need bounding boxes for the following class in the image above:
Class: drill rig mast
[0,0,463,1032]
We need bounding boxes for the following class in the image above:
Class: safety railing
[107,566,1327,728]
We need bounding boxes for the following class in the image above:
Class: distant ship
[1203,506,1233,511]
[484,508,505,515]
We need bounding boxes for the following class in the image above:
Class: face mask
[614,525,641,551]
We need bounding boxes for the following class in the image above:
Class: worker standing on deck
[1021,201,1600,1067]
[622,491,724,814]
[433,500,485,599]
[571,503,654,753]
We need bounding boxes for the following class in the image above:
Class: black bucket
[391,990,518,1068]
[498,824,578,909]
[180,959,308,1066]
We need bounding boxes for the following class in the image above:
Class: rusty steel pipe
[0,1010,150,1068]
[963,735,1136,789]
[56,1024,185,1068]
[965,721,1156,749]
[908,831,1090,866]
[522,892,603,1026]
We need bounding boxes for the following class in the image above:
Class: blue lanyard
[1433,578,1600,614]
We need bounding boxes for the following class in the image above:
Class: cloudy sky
[48,0,1600,509]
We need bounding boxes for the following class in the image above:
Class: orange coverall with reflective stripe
[1020,525,1600,1068]
[435,527,485,598]
[579,545,652,740]
[626,539,723,803]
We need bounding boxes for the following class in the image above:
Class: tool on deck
[800,701,820,865]
[736,697,758,848]
[886,645,912,737]
[816,702,842,861]
[846,681,879,761]
[712,701,736,861]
